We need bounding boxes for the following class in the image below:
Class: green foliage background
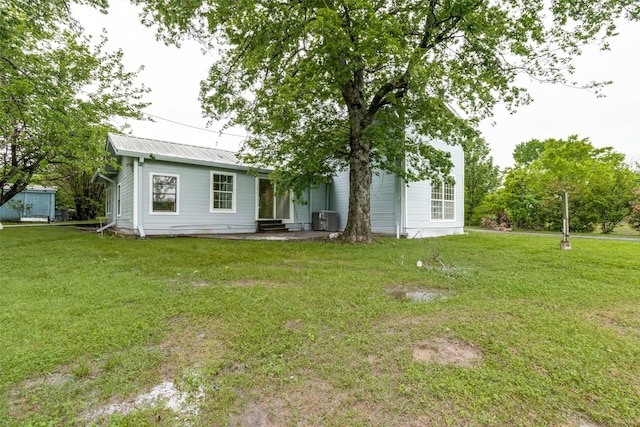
[477,136,638,233]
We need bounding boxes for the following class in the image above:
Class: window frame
[149,173,180,215]
[430,177,456,222]
[210,171,237,213]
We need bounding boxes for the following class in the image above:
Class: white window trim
[149,173,180,215]
[430,176,456,222]
[210,171,237,213]
[116,183,122,217]
[255,177,294,222]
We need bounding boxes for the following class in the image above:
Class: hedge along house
[0,185,57,223]
[94,133,464,238]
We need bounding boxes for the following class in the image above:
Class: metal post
[560,190,571,250]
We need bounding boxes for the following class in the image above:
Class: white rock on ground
[86,381,205,422]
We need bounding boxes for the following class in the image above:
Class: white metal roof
[107,133,247,169]
[2,185,57,192]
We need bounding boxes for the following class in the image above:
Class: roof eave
[113,150,271,174]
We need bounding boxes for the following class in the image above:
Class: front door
[258,178,291,220]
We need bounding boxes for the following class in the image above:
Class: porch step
[256,220,288,233]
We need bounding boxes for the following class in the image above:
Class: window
[105,187,112,215]
[116,184,122,217]
[211,172,235,212]
[431,179,455,220]
[151,174,178,213]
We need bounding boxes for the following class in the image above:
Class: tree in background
[481,136,637,233]
[630,187,640,233]
[41,126,119,220]
[513,139,547,166]
[134,0,638,242]
[0,1,147,209]
[462,136,501,226]
[625,165,640,232]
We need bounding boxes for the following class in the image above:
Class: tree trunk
[342,123,373,243]
[339,60,374,243]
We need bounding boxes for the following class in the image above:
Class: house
[94,133,464,238]
[0,185,57,223]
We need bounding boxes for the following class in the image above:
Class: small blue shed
[0,186,57,222]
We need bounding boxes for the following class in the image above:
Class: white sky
[75,1,640,168]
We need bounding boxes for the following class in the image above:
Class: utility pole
[560,190,571,250]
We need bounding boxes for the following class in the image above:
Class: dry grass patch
[412,338,483,367]
[229,379,349,426]
[589,309,640,339]
[158,316,224,377]
[7,316,223,425]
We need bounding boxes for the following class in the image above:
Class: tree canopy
[0,0,147,208]
[480,136,637,233]
[462,136,501,226]
[135,0,638,241]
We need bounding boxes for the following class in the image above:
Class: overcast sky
[75,1,640,168]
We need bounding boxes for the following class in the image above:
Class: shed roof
[2,185,57,193]
[107,133,249,170]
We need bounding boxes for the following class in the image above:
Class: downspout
[308,188,312,231]
[402,159,408,238]
[133,158,146,238]
[95,172,117,233]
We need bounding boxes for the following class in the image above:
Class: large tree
[0,0,147,208]
[136,0,638,242]
[462,136,500,226]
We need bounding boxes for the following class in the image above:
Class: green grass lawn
[1,227,639,426]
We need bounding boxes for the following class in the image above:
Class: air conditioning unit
[312,210,339,232]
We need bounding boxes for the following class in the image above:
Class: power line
[143,111,249,138]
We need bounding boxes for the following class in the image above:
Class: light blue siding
[135,160,257,236]
[405,140,464,238]
[0,187,56,222]
[370,171,400,235]
[330,169,401,235]
[101,133,463,238]
[287,184,330,231]
[116,157,135,229]
[329,139,464,238]
[328,171,349,230]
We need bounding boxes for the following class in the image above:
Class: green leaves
[134,0,637,240]
[487,136,636,232]
[0,1,148,207]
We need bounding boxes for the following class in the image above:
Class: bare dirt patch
[7,316,223,424]
[229,379,348,426]
[412,338,483,367]
[564,415,603,427]
[283,318,303,331]
[591,312,640,338]
[228,377,476,426]
[157,316,224,378]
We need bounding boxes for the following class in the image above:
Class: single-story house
[94,133,464,238]
[0,185,57,223]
